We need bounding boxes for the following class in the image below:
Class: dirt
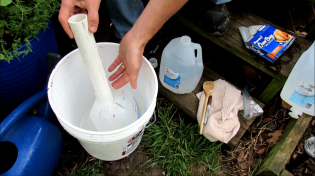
[99,148,165,176]
[53,131,87,176]
[52,129,165,176]
[220,95,315,176]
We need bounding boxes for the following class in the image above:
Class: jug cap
[289,106,303,119]
[149,58,158,68]
[181,36,191,46]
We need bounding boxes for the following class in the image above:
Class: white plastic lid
[305,136,315,158]
[149,58,158,68]
[181,36,191,46]
[289,106,304,119]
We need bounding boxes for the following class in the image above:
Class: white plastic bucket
[47,43,158,161]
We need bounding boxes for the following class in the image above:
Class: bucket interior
[48,43,157,132]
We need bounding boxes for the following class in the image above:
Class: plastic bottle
[159,36,203,94]
[280,42,315,119]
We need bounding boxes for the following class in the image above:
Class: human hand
[58,0,101,38]
[108,32,145,89]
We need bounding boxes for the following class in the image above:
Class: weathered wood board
[171,8,312,104]
[158,66,264,148]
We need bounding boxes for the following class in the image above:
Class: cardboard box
[243,25,295,63]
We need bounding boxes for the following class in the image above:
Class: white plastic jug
[280,42,315,119]
[159,36,203,94]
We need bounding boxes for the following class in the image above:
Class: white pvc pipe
[68,14,114,104]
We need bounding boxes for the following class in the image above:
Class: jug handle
[193,43,203,74]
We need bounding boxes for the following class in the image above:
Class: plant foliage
[66,157,103,176]
[142,101,223,176]
[0,0,60,62]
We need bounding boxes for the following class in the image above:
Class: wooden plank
[235,11,308,77]
[158,66,264,148]
[228,127,246,148]
[259,78,285,104]
[282,100,292,110]
[172,9,312,104]
[171,14,287,83]
[280,169,293,176]
[227,113,257,148]
[173,10,312,81]
[256,114,313,176]
[229,11,312,77]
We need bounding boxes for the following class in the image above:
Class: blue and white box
[239,25,295,63]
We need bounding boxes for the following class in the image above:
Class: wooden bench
[146,25,264,149]
[150,40,263,148]
[157,66,264,148]
[151,3,312,148]
[171,6,313,105]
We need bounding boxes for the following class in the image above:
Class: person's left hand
[108,32,145,89]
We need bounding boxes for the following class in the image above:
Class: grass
[249,158,262,176]
[66,157,103,176]
[141,101,223,176]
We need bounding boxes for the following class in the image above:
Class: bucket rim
[47,42,158,135]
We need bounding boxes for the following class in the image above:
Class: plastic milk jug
[280,42,315,119]
[159,36,204,94]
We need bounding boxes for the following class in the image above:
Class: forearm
[127,0,188,47]
[109,0,188,89]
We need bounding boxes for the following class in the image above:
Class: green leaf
[0,53,5,60]
[0,21,4,28]
[0,27,4,38]
[0,0,12,6]
[9,5,20,15]
[35,0,46,3]
[0,7,9,17]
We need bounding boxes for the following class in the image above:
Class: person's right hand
[58,0,101,38]
[108,31,145,89]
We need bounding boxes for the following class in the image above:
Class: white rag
[196,79,243,143]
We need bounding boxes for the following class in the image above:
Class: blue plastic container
[0,21,59,106]
[0,90,63,175]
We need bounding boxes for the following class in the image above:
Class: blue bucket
[0,21,59,106]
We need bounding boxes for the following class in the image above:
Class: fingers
[59,0,100,38]
[86,0,101,33]
[110,64,140,89]
[73,6,88,14]
[129,69,139,89]
[109,67,139,89]
[108,56,122,72]
[112,73,130,89]
[128,56,142,89]
[109,64,125,81]
[108,33,143,89]
[108,58,140,89]
[59,1,74,38]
